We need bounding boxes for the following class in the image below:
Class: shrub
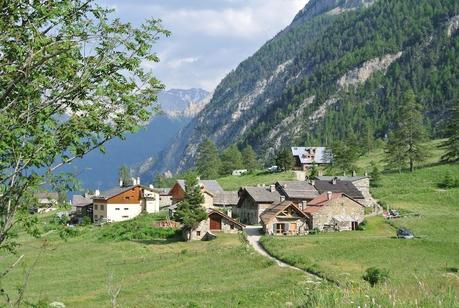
[309,228,320,235]
[363,267,389,286]
[82,216,92,226]
[438,173,459,189]
[356,219,368,231]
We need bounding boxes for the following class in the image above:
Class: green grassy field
[217,170,296,191]
[260,162,459,306]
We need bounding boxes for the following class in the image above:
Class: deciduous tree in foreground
[0,0,169,252]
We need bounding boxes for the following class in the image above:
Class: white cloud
[167,57,199,69]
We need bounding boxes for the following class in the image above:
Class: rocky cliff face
[158,88,211,118]
[140,0,459,177]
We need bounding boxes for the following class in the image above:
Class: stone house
[92,184,160,223]
[169,179,223,208]
[304,192,365,231]
[213,191,239,214]
[260,201,310,235]
[154,187,172,208]
[313,178,365,205]
[70,194,93,223]
[315,175,374,207]
[189,209,245,240]
[235,185,282,225]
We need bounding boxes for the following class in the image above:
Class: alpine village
[1,0,458,307]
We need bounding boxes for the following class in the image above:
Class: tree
[308,162,319,179]
[195,139,221,179]
[0,1,169,253]
[369,161,381,188]
[385,90,429,172]
[174,172,207,241]
[241,145,259,172]
[118,165,133,187]
[329,140,360,173]
[220,145,244,175]
[275,147,294,171]
[440,100,459,162]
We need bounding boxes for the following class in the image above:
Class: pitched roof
[291,147,331,164]
[214,191,239,206]
[153,187,171,195]
[315,176,368,182]
[207,208,245,229]
[260,201,308,224]
[314,179,364,199]
[93,185,138,200]
[307,192,344,206]
[241,186,281,203]
[176,179,224,195]
[71,195,92,207]
[276,181,319,200]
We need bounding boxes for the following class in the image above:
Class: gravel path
[244,226,321,281]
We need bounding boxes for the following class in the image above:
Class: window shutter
[284,223,289,232]
[272,223,277,233]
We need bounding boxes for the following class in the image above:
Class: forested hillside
[142,0,459,175]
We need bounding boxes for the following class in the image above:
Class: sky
[102,0,308,91]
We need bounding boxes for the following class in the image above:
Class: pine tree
[275,147,294,171]
[385,90,429,172]
[242,145,259,172]
[220,145,244,175]
[118,165,133,186]
[369,161,381,187]
[196,139,221,179]
[440,101,459,162]
[174,172,207,241]
[329,140,360,173]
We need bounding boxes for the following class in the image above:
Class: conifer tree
[385,90,428,172]
[242,145,259,172]
[275,147,294,171]
[220,145,244,175]
[118,165,133,187]
[196,139,221,179]
[440,101,459,162]
[174,172,207,241]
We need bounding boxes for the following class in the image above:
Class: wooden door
[209,214,222,230]
[289,223,297,233]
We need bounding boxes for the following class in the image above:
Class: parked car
[396,228,414,239]
[267,165,279,173]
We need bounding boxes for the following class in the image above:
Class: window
[196,231,201,236]
[275,223,285,234]
[230,224,234,230]
[124,208,129,210]
[115,208,120,211]
[94,205,98,210]
[122,215,129,218]
[94,215,98,219]
[125,196,130,200]
[100,205,104,210]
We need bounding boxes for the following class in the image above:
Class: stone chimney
[131,177,136,186]
[137,177,140,185]
[95,189,100,197]
[119,178,123,187]
[332,177,337,185]
[310,179,315,186]
[352,170,356,177]
[327,191,332,200]
[301,200,307,211]
[280,195,286,202]
[149,184,154,189]
[270,184,276,192]
[364,170,368,177]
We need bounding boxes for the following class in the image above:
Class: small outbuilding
[190,209,245,240]
[260,201,310,236]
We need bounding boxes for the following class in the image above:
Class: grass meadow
[217,170,296,191]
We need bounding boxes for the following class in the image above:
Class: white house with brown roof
[92,184,160,223]
[304,192,365,231]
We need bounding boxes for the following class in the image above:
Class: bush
[356,219,368,231]
[309,228,320,235]
[82,216,92,226]
[438,173,459,189]
[363,267,389,286]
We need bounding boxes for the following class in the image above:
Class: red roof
[307,192,343,206]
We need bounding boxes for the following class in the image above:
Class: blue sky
[102,0,307,91]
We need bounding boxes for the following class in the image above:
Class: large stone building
[275,181,319,206]
[235,186,282,225]
[304,192,365,231]
[315,175,374,207]
[260,201,310,235]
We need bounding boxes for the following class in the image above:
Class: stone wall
[263,217,309,236]
[310,197,364,231]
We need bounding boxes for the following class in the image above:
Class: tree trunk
[409,159,414,172]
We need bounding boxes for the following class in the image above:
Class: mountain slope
[143,0,459,175]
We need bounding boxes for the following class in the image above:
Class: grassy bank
[217,170,296,191]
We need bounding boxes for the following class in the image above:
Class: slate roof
[207,208,245,229]
[291,147,331,164]
[315,176,368,182]
[152,187,171,195]
[71,195,92,207]
[176,180,224,195]
[275,181,319,200]
[314,179,364,199]
[260,201,308,224]
[241,186,281,203]
[214,191,239,206]
[307,192,344,206]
